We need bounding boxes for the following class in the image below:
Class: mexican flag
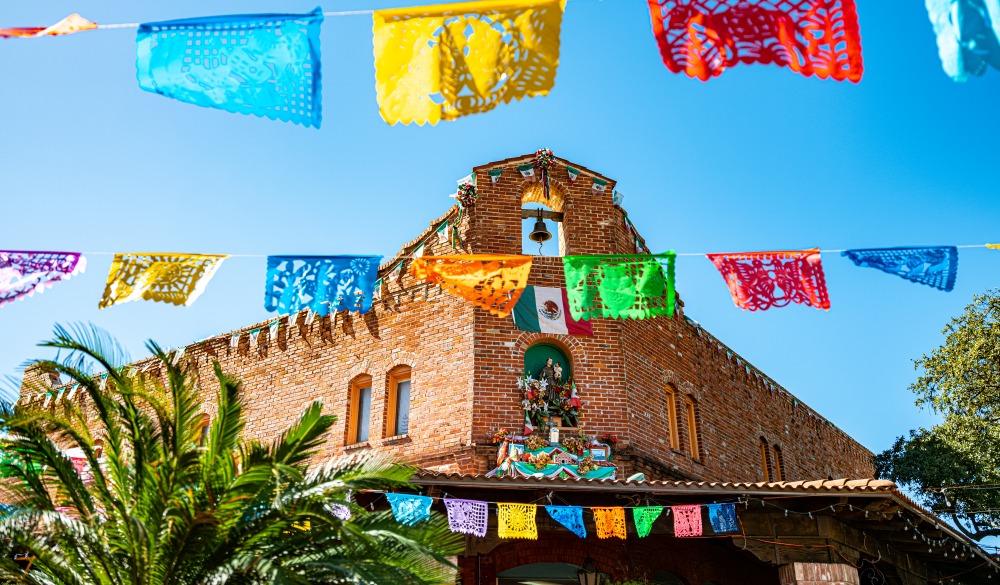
[512,286,593,336]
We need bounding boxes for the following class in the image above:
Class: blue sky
[2,0,999,464]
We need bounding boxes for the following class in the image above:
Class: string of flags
[3,0,996,131]
[382,491,741,540]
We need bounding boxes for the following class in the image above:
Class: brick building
[20,152,998,584]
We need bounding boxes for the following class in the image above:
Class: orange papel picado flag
[372,0,566,125]
[0,14,97,39]
[410,255,532,318]
[100,253,228,309]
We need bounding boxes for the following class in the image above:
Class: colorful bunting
[707,502,738,534]
[518,164,536,180]
[249,328,261,349]
[373,278,384,301]
[410,255,532,318]
[100,253,227,309]
[497,503,538,539]
[672,504,702,537]
[593,507,627,539]
[613,190,624,206]
[268,320,279,341]
[413,243,426,259]
[136,8,323,127]
[566,166,580,182]
[329,503,352,521]
[444,498,489,537]
[512,286,594,336]
[0,251,86,309]
[988,244,1000,250]
[926,0,1000,81]
[489,168,504,183]
[0,14,97,39]
[264,255,382,317]
[373,0,566,126]
[633,506,665,538]
[229,334,239,349]
[546,505,586,538]
[706,249,830,312]
[562,253,677,321]
[436,223,449,243]
[386,493,433,525]
[841,246,958,292]
[592,178,607,192]
[647,0,864,82]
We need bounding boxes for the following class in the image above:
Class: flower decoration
[491,428,511,445]
[525,434,548,452]
[576,454,597,475]
[454,182,477,209]
[533,148,555,199]
[532,451,552,470]
[599,432,618,446]
[561,435,584,454]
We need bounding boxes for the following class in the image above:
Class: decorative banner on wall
[672,504,703,537]
[99,253,227,309]
[925,0,1000,81]
[264,255,382,317]
[841,246,958,292]
[546,505,586,538]
[706,249,830,312]
[498,502,538,539]
[707,502,738,534]
[566,166,580,182]
[633,506,664,538]
[592,178,607,192]
[593,506,627,539]
[410,255,533,318]
[436,223,449,243]
[372,0,566,126]
[136,8,323,128]
[647,0,864,82]
[0,251,86,309]
[444,498,489,537]
[512,286,594,336]
[489,168,503,183]
[518,164,536,179]
[386,493,432,525]
[0,14,97,38]
[562,253,677,320]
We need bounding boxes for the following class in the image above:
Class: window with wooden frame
[664,384,680,450]
[773,445,785,481]
[347,375,373,444]
[684,395,701,460]
[386,366,412,437]
[759,437,772,481]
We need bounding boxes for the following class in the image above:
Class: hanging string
[92,9,378,30]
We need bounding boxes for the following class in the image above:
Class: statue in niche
[538,358,560,403]
[554,362,563,383]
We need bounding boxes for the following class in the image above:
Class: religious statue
[538,358,560,403]
[553,362,563,382]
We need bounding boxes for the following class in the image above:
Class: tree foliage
[875,290,1000,540]
[0,324,461,583]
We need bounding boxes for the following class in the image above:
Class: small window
[387,366,412,437]
[684,395,700,460]
[760,437,772,481]
[665,385,680,450]
[348,375,373,444]
[773,445,784,481]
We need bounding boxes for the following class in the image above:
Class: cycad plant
[0,325,461,584]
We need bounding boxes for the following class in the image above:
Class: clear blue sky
[2,0,999,463]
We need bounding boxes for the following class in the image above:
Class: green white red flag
[512,286,593,336]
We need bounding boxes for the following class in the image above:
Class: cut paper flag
[545,505,586,538]
[457,174,475,186]
[707,249,830,312]
[268,320,279,340]
[707,502,738,534]
[592,178,607,192]
[0,14,97,39]
[613,190,625,206]
[562,253,677,321]
[136,8,323,128]
[841,246,958,292]
[386,493,432,525]
[926,0,1000,81]
[518,164,536,179]
[647,0,864,82]
[566,166,580,182]
[513,286,594,336]
[489,168,503,183]
[593,507,627,539]
[633,506,665,538]
[249,328,261,349]
[411,255,533,318]
[229,334,240,349]
[436,223,449,243]
[100,253,227,309]
[444,498,489,537]
[373,278,384,301]
[0,251,86,309]
[672,504,702,537]
[497,503,538,539]
[264,255,382,317]
[373,0,566,125]
[413,243,426,259]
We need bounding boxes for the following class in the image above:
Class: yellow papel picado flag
[100,253,227,309]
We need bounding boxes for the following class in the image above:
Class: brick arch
[489,538,626,581]
[512,332,589,370]
[521,178,567,213]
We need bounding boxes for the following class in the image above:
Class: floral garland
[450,182,477,248]
[534,148,554,199]
[491,428,511,445]
[517,372,583,430]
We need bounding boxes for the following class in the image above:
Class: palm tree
[0,324,461,584]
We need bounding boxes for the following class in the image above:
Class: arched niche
[521,179,566,213]
[524,342,572,380]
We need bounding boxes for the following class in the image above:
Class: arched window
[347,374,373,445]
[684,395,701,460]
[665,384,680,450]
[759,437,772,481]
[386,366,411,437]
[773,445,785,481]
[522,204,563,256]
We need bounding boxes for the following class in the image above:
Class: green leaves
[0,324,461,584]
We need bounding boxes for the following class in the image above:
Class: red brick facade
[19,153,873,485]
